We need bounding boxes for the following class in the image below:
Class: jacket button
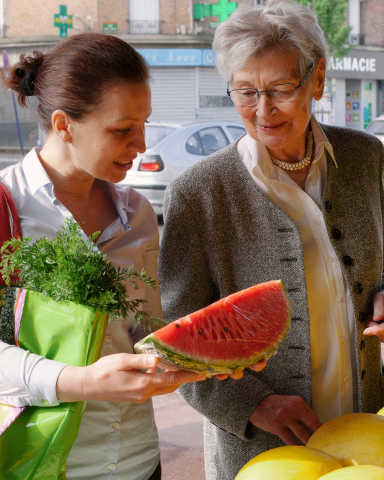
[342,255,354,266]
[360,340,365,350]
[331,228,342,239]
[361,369,366,380]
[353,282,363,294]
[325,200,332,212]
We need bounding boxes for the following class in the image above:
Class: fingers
[249,394,322,446]
[249,360,267,372]
[373,291,384,322]
[116,353,159,372]
[289,420,315,444]
[153,370,207,386]
[299,402,322,433]
[277,427,301,446]
[215,369,243,381]
[363,321,384,341]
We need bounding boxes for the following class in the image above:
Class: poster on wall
[345,81,361,129]
[362,81,373,129]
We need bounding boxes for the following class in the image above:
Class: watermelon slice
[135,280,291,374]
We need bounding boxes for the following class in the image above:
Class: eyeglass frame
[226,62,315,107]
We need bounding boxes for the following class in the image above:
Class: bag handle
[0,183,21,242]
[0,183,21,286]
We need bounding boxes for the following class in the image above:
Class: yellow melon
[234,446,343,480]
[318,465,384,479]
[307,413,384,466]
[377,407,384,416]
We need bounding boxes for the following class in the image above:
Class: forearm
[0,340,66,406]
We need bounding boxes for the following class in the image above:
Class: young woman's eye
[117,128,132,134]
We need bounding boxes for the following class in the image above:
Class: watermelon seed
[223,327,229,332]
[198,329,203,335]
[175,323,180,328]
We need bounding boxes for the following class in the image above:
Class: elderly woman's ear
[312,58,326,101]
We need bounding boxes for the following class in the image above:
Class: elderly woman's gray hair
[213,0,327,82]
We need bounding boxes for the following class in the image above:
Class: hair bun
[15,68,36,96]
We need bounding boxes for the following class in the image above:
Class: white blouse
[238,117,355,422]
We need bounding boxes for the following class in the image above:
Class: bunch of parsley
[0,219,162,329]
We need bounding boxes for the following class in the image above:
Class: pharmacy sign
[54,5,73,38]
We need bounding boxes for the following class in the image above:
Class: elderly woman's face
[230,47,325,157]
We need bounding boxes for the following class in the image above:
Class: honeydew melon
[318,465,384,479]
[234,446,343,480]
[307,413,384,466]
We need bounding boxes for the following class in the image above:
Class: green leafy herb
[0,219,163,329]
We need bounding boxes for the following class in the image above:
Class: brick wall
[4,0,259,39]
[98,0,128,34]
[360,0,384,47]
[5,0,98,38]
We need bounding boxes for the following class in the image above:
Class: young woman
[0,33,207,480]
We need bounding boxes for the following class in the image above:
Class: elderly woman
[159,1,384,479]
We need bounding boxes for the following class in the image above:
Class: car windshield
[145,125,177,148]
[367,120,384,135]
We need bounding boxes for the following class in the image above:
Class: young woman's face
[68,81,151,183]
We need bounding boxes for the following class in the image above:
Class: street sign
[54,5,73,38]
[194,0,237,23]
[103,23,118,33]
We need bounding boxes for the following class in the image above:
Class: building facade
[323,0,384,129]
[0,0,383,150]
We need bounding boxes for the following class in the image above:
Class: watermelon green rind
[135,331,287,374]
[135,282,291,374]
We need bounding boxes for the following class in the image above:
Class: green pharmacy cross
[194,0,238,23]
[54,5,73,38]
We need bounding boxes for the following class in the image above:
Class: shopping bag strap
[0,183,21,287]
[0,182,21,244]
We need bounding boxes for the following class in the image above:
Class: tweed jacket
[159,124,384,480]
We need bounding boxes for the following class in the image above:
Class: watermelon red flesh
[135,280,290,372]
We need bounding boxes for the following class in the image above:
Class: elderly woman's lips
[258,123,285,130]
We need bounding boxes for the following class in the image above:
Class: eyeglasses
[227,62,315,108]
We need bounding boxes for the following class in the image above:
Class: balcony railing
[129,20,160,34]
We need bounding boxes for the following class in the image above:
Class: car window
[366,120,384,135]
[145,125,177,148]
[227,126,246,141]
[185,133,204,155]
[198,127,229,156]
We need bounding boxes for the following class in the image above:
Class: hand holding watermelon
[57,353,207,404]
[135,280,290,376]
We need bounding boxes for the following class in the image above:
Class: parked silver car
[120,121,246,216]
[366,114,384,144]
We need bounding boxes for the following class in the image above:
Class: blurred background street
[153,392,205,480]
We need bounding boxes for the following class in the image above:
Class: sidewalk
[153,391,205,480]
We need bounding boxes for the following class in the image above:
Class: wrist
[56,365,86,402]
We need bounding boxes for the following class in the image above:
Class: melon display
[135,280,290,374]
[318,465,384,479]
[240,445,343,467]
[307,413,384,466]
[234,446,342,480]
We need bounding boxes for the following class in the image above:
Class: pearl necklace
[270,133,313,172]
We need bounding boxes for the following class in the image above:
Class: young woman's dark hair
[3,33,149,131]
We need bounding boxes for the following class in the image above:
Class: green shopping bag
[0,288,108,480]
